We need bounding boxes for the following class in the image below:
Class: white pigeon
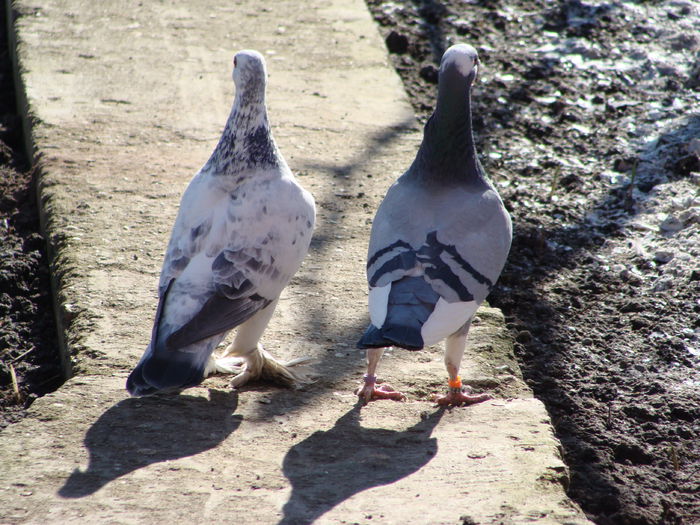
[356,44,512,406]
[127,50,316,396]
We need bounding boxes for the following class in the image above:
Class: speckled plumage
[127,50,315,396]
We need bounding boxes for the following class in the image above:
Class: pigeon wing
[154,174,314,352]
[367,180,510,301]
[361,179,511,348]
[162,248,277,350]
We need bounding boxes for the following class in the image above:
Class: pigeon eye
[234,57,237,68]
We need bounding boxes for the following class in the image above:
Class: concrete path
[1,1,591,523]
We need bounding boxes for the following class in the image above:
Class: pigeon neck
[205,89,280,175]
[412,82,481,184]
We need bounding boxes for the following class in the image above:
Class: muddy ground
[0,0,699,524]
[366,0,700,523]
[0,2,61,430]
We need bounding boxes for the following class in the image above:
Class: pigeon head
[232,50,268,102]
[409,43,482,184]
[203,50,279,175]
[438,44,478,90]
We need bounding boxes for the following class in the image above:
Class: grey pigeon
[127,50,316,397]
[356,44,512,406]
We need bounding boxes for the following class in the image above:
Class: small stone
[620,299,644,313]
[671,154,700,176]
[631,316,648,330]
[454,19,471,36]
[688,138,700,157]
[516,330,533,343]
[687,57,700,90]
[659,214,684,232]
[654,250,674,264]
[613,156,637,173]
[656,62,679,77]
[669,33,699,51]
[671,195,697,210]
[620,269,643,285]
[62,303,78,323]
[652,276,674,292]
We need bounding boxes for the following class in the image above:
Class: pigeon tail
[357,323,424,350]
[125,363,160,397]
[357,276,439,351]
[126,344,208,397]
[357,323,394,349]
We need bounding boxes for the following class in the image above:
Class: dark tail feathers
[126,351,206,397]
[357,322,424,350]
[357,276,442,350]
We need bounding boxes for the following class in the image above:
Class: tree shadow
[57,389,240,498]
[486,113,700,519]
[251,117,418,417]
[278,404,445,524]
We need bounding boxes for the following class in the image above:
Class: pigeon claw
[356,382,406,404]
[433,390,492,407]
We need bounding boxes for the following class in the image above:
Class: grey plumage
[127,50,316,397]
[357,43,512,405]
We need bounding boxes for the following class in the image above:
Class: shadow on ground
[486,114,700,521]
[58,118,420,501]
[254,118,418,418]
[278,404,445,524]
[58,389,240,498]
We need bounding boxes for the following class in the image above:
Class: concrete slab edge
[5,0,73,379]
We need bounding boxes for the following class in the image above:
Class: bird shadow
[278,404,445,525]
[57,389,240,499]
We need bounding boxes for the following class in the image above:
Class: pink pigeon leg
[433,332,492,407]
[356,347,406,403]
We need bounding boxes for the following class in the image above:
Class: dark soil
[366,0,700,523]
[0,3,62,431]
[1,0,699,524]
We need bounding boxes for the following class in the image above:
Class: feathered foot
[207,344,314,389]
[356,374,406,403]
[205,356,246,375]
